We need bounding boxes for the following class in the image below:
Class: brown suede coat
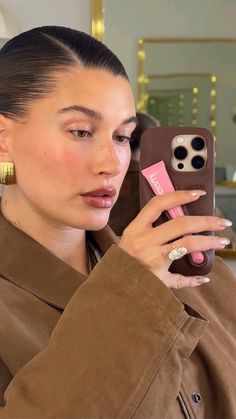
[0,211,235,419]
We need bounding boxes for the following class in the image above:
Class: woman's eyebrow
[57,105,102,120]
[123,116,138,126]
[57,105,137,126]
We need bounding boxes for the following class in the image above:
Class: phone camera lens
[174,146,188,160]
[177,163,184,169]
[191,155,205,169]
[191,137,205,151]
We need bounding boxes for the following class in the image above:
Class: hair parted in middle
[0,26,128,118]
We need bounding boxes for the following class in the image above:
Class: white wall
[0,0,91,35]
[105,0,236,98]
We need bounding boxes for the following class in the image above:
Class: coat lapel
[0,210,118,309]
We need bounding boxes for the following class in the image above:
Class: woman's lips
[81,195,115,208]
[80,187,116,208]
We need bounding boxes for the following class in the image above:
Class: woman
[0,26,235,418]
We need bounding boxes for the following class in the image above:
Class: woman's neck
[1,189,89,275]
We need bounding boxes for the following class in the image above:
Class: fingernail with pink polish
[217,219,233,227]
[219,238,230,247]
[196,276,210,284]
[189,190,206,197]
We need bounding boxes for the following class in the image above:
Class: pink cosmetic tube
[141,161,204,265]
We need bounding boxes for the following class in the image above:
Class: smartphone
[139,127,215,276]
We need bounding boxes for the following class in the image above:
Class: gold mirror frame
[91,0,104,42]
[216,249,236,259]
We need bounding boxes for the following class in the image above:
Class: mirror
[146,73,212,128]
[138,39,236,257]
[101,0,236,258]
[137,39,236,255]
[137,39,236,167]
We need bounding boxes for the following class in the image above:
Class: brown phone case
[139,127,215,276]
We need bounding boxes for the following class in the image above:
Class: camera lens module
[191,137,205,151]
[174,146,188,160]
[191,155,205,169]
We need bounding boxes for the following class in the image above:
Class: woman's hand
[119,190,231,289]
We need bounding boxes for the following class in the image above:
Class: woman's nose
[91,140,124,176]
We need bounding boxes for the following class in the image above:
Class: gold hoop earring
[0,162,16,185]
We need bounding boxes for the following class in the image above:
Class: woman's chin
[83,212,110,231]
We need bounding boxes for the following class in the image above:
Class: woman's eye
[113,135,131,144]
[70,130,91,138]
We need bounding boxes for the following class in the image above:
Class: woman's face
[9,67,136,230]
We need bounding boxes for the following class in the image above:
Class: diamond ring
[168,242,187,261]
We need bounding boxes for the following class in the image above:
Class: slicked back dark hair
[0,26,128,118]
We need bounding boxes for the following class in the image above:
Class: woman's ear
[0,115,14,162]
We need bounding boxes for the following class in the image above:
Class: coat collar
[0,209,118,309]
